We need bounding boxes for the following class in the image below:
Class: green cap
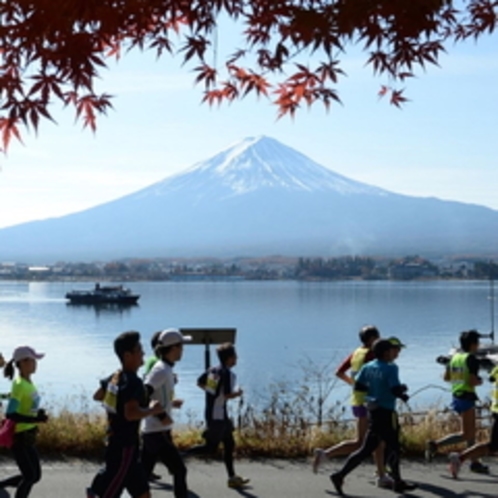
[387,336,406,348]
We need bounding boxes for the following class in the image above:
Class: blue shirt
[356,359,402,410]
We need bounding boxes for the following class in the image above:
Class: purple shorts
[352,405,368,418]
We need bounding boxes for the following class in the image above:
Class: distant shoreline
[1,255,496,282]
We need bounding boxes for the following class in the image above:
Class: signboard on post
[180,328,236,370]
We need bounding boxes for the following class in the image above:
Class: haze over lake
[1,279,495,421]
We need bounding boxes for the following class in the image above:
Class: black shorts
[92,442,149,498]
[489,413,498,452]
[204,419,234,446]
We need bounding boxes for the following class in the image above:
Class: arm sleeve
[6,381,21,415]
[6,382,40,422]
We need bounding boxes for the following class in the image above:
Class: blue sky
[0,29,497,229]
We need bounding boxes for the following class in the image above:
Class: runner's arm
[93,387,105,401]
[353,365,368,392]
[124,398,163,421]
[335,354,354,385]
[443,366,451,382]
[467,355,483,386]
[197,371,208,390]
[224,369,242,399]
[6,399,48,423]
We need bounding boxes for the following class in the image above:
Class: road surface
[0,457,496,497]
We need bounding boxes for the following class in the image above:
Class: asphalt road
[0,457,497,497]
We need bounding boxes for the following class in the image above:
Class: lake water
[0,280,495,422]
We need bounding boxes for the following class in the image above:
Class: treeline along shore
[1,256,498,282]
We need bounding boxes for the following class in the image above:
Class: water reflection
[2,279,495,413]
[65,302,140,316]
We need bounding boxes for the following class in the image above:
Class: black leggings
[187,420,236,477]
[141,431,188,498]
[0,429,42,498]
[338,408,401,482]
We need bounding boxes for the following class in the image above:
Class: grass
[1,400,493,461]
[0,365,493,460]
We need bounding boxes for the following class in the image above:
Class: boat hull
[64,284,140,306]
[65,293,140,305]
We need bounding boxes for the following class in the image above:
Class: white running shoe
[376,474,394,489]
[312,448,326,474]
[448,452,461,479]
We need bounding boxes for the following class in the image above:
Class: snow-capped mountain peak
[145,135,389,200]
[2,135,498,262]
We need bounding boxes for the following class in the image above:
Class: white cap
[158,328,192,347]
[13,346,45,362]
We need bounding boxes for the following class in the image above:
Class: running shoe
[330,473,344,496]
[393,480,418,493]
[470,461,490,474]
[448,452,461,479]
[425,440,437,462]
[227,475,250,488]
[312,448,326,474]
[376,474,394,489]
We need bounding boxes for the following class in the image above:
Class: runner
[141,328,192,498]
[143,330,163,482]
[330,339,417,496]
[143,331,162,377]
[187,342,249,489]
[0,345,49,498]
[313,326,389,488]
[387,336,406,360]
[87,331,163,498]
[448,362,498,478]
[425,330,489,473]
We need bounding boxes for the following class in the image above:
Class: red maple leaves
[0,0,496,152]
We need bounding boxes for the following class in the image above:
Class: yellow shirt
[350,347,369,406]
[7,377,40,433]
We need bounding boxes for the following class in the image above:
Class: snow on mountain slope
[1,135,498,262]
[129,135,391,201]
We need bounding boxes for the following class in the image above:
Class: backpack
[102,370,122,414]
[198,367,222,396]
[0,417,15,448]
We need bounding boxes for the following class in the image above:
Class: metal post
[204,340,211,370]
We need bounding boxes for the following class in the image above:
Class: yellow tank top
[350,346,369,406]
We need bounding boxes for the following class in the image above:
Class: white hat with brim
[13,346,45,363]
[158,328,192,347]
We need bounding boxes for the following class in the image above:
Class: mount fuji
[2,135,498,262]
